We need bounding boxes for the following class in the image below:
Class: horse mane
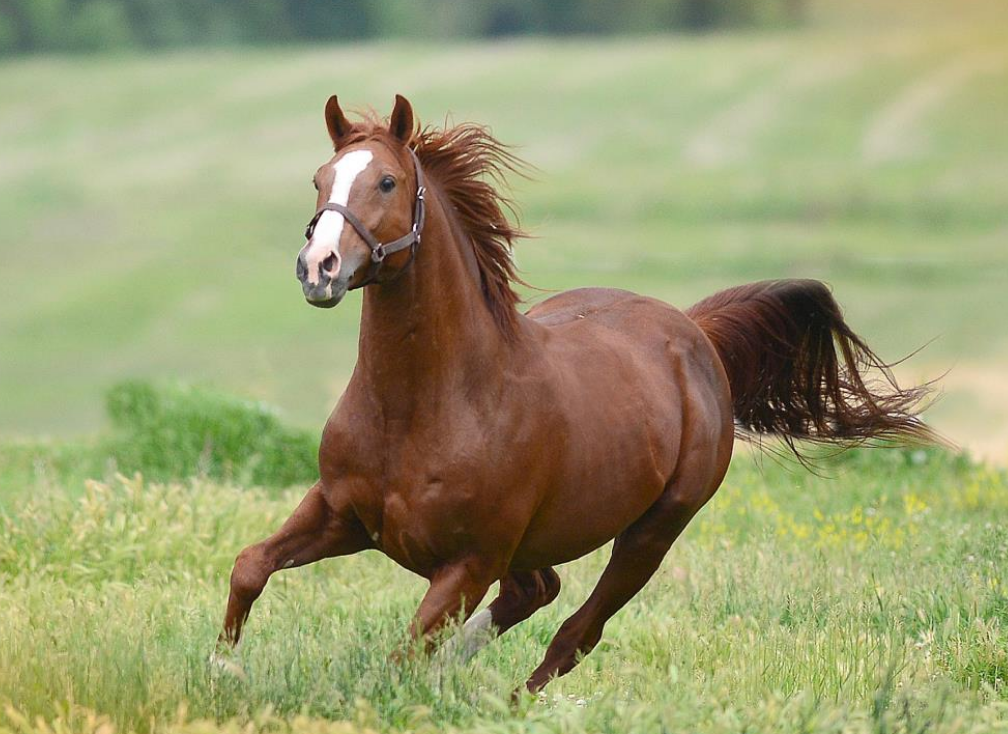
[342,111,529,338]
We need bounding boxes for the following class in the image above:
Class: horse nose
[321,252,339,278]
[297,244,341,299]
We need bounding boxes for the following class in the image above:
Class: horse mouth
[307,295,341,309]
[302,281,346,309]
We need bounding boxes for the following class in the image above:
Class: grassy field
[3,9,1008,734]
[2,447,1008,734]
[0,16,1006,457]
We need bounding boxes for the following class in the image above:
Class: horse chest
[362,475,502,575]
[328,438,515,575]
[320,383,553,574]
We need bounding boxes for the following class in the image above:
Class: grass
[0,16,1006,457]
[2,447,1007,733]
[0,381,317,505]
[103,380,316,487]
[3,7,1008,734]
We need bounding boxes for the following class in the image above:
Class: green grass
[0,380,317,505]
[3,10,1008,734]
[2,448,1007,733]
[103,380,316,487]
[0,19,1006,456]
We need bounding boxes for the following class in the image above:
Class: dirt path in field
[936,364,1008,464]
[861,51,1008,163]
[889,360,1008,465]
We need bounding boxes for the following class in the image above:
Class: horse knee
[230,544,272,601]
[537,568,561,607]
[501,568,561,613]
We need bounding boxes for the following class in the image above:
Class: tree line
[0,0,807,54]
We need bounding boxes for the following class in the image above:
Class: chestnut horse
[217,95,936,692]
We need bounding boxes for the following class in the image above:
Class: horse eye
[379,176,396,193]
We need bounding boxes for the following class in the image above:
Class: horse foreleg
[523,489,706,693]
[449,568,561,661]
[217,481,371,649]
[404,558,500,656]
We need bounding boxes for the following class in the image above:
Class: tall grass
[1,447,1006,733]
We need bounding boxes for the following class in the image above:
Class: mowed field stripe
[862,50,1008,163]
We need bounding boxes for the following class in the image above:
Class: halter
[304,146,426,289]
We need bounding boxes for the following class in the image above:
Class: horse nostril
[296,253,307,281]
[322,253,337,274]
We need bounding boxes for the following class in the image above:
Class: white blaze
[303,149,373,286]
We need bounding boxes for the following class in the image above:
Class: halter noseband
[304,146,426,289]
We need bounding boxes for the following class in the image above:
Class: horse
[216,94,938,693]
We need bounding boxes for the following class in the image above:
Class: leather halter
[304,146,426,289]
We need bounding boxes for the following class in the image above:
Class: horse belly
[511,401,680,568]
[511,497,662,568]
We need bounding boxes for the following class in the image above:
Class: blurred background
[1,0,1006,460]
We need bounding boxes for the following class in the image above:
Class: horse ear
[388,94,414,144]
[325,95,354,148]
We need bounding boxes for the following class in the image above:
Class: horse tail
[686,279,941,459]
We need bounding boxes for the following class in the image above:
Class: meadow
[2,7,1008,734]
[1,13,1007,455]
[2,427,1008,734]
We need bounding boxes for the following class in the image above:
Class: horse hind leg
[217,481,372,650]
[523,480,713,693]
[446,567,561,661]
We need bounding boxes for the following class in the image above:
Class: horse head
[296,95,423,307]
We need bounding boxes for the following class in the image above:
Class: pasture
[1,17,1007,457]
[2,438,1008,733]
[2,9,1008,734]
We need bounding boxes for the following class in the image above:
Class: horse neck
[355,179,515,411]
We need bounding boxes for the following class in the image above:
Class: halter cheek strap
[304,147,426,289]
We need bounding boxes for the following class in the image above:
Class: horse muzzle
[296,250,348,308]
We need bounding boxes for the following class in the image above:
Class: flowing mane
[414,122,529,337]
[340,111,529,338]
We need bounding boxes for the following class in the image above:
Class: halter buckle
[371,244,386,263]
